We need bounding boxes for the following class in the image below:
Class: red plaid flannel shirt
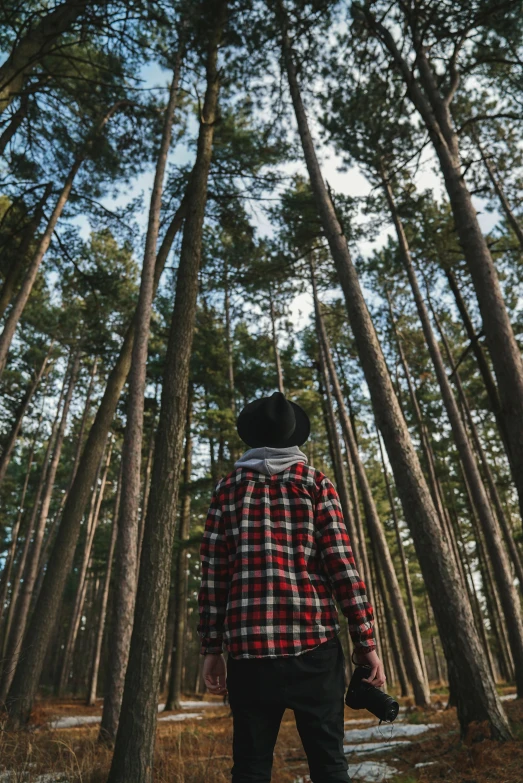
[197,461,375,658]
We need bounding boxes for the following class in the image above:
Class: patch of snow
[415,761,437,768]
[158,712,203,722]
[500,693,517,701]
[158,700,221,711]
[344,718,375,725]
[343,740,411,754]
[344,723,441,742]
[48,715,101,729]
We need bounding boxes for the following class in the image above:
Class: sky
[88,59,500,344]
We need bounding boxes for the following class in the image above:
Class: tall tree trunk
[269,284,285,393]
[58,438,112,695]
[165,386,193,711]
[443,267,513,474]
[33,357,99,603]
[0,0,90,114]
[223,260,238,461]
[317,337,361,564]
[474,134,523,252]
[137,392,159,568]
[107,6,226,777]
[366,11,523,551]
[87,466,121,706]
[0,407,44,630]
[0,341,54,487]
[3,191,187,729]
[0,96,27,154]
[100,54,183,744]
[0,183,52,319]
[0,102,126,376]
[312,261,430,705]
[382,172,523,697]
[0,362,70,699]
[279,12,511,738]
[431,303,523,592]
[375,429,429,685]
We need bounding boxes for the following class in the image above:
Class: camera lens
[365,686,399,723]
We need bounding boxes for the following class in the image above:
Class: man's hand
[354,648,386,688]
[202,652,228,695]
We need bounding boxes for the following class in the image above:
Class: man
[197,391,384,783]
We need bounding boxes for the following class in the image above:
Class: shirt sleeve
[315,476,376,653]
[197,485,229,655]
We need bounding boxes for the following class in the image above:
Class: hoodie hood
[234,445,308,476]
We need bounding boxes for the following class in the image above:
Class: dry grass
[0,690,521,782]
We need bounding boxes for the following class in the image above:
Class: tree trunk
[33,357,99,603]
[0,102,126,377]
[0,360,70,700]
[318,336,361,564]
[0,0,90,114]
[0,408,44,630]
[269,284,285,393]
[375,428,429,685]
[0,96,27,154]
[137,394,158,568]
[474,135,523,252]
[100,53,183,745]
[57,438,112,696]
[0,341,54,487]
[367,12,523,554]
[107,5,226,776]
[165,386,193,711]
[431,304,523,593]
[279,13,511,738]
[443,267,513,473]
[0,183,52,319]
[312,261,430,705]
[87,468,121,706]
[3,191,187,729]
[382,172,523,697]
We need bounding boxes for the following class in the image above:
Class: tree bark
[381,172,523,697]
[165,386,193,711]
[430,303,523,593]
[0,96,27,154]
[0,102,126,377]
[57,437,112,696]
[0,341,54,487]
[312,262,430,705]
[107,5,226,776]
[474,135,523,252]
[0,360,70,699]
[279,12,511,738]
[269,284,285,393]
[0,0,90,114]
[33,357,99,603]
[375,428,429,685]
[87,465,121,706]
[365,10,523,557]
[0,408,44,631]
[0,183,52,319]
[100,51,183,745]
[3,191,187,729]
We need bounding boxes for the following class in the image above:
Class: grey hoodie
[234,445,308,476]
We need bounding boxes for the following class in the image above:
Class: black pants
[226,635,351,783]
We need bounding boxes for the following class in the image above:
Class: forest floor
[0,686,521,783]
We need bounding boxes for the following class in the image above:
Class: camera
[345,665,399,723]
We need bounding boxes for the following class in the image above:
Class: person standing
[197,391,384,783]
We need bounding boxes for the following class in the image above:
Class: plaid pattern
[197,462,376,658]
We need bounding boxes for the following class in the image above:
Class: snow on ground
[343,722,441,742]
[500,693,517,701]
[343,740,412,754]
[46,700,222,729]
